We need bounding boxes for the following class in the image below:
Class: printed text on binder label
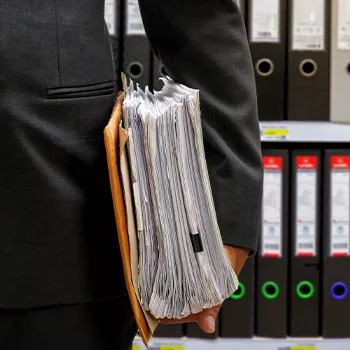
[127,0,146,36]
[338,0,350,50]
[292,0,325,51]
[262,157,283,258]
[260,126,289,141]
[250,0,280,43]
[330,156,350,257]
[295,156,317,257]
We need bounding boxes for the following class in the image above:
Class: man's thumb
[197,309,219,334]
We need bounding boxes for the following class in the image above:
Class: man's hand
[160,245,249,333]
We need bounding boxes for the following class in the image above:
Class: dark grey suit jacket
[0,0,262,308]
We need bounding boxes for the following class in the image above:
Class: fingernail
[206,315,215,332]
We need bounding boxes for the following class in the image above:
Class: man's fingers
[197,313,216,333]
[196,304,221,333]
[159,304,222,335]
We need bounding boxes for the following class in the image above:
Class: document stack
[121,77,238,320]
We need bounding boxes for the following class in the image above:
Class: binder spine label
[104,0,117,35]
[295,156,318,257]
[330,156,350,257]
[126,0,146,36]
[292,0,325,51]
[338,0,350,50]
[261,156,283,258]
[250,0,280,43]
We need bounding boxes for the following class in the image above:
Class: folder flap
[104,94,157,347]
[119,125,128,155]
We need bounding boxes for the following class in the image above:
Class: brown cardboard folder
[104,93,158,347]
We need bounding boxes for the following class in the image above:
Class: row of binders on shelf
[104,0,166,93]
[239,0,350,123]
[105,0,350,123]
[153,148,350,340]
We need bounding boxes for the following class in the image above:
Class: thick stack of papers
[122,78,238,320]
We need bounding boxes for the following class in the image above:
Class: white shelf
[260,121,350,143]
[133,337,350,350]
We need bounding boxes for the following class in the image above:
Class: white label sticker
[330,156,350,257]
[250,0,280,43]
[295,156,318,257]
[104,0,117,35]
[261,157,283,257]
[126,0,146,36]
[338,0,350,50]
[292,0,325,51]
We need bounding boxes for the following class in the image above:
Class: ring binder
[247,0,287,121]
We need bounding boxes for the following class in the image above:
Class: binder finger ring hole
[299,59,318,78]
[256,58,274,77]
[127,62,144,79]
[331,282,348,300]
[296,281,315,300]
[262,281,280,299]
[346,62,350,75]
[230,283,246,300]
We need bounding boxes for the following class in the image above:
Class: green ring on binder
[230,283,245,300]
[262,282,279,299]
[296,281,315,299]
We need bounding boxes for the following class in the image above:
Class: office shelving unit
[131,121,350,349]
[133,337,350,350]
[260,121,350,143]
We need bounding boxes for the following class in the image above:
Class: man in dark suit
[0,0,262,349]
[138,0,263,334]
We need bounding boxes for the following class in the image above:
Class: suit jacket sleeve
[138,0,263,254]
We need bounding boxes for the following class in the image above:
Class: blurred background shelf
[260,121,350,143]
[133,337,350,350]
